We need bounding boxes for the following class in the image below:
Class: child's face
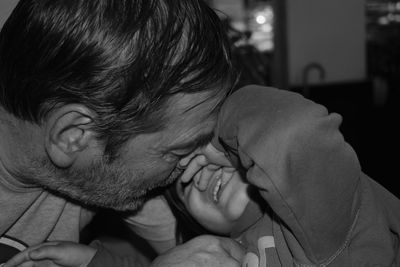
[176,168,250,235]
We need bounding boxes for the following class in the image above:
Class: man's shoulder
[1,186,94,247]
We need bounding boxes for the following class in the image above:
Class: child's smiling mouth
[213,176,223,202]
[210,169,234,203]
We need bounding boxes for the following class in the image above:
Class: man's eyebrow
[168,131,215,151]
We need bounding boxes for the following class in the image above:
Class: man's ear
[44,105,98,168]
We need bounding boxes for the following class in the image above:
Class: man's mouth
[169,166,185,182]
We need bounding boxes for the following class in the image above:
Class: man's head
[0,0,236,210]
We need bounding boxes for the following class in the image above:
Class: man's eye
[163,151,190,163]
[171,148,196,158]
[172,151,190,157]
[163,153,180,163]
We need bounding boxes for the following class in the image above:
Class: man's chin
[111,200,144,212]
[113,179,177,212]
[74,195,145,212]
[97,188,161,212]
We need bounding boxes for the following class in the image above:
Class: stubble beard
[16,156,179,212]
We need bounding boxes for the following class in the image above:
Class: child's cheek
[186,185,210,215]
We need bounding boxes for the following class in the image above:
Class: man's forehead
[157,103,218,153]
[154,89,225,151]
[167,90,225,122]
[165,130,215,152]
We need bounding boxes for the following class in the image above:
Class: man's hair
[0,0,236,155]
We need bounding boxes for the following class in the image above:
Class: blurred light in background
[247,3,274,52]
[209,0,274,52]
[367,0,400,25]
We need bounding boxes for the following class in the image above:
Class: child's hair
[163,181,211,243]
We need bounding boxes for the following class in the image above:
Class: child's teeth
[213,178,222,203]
